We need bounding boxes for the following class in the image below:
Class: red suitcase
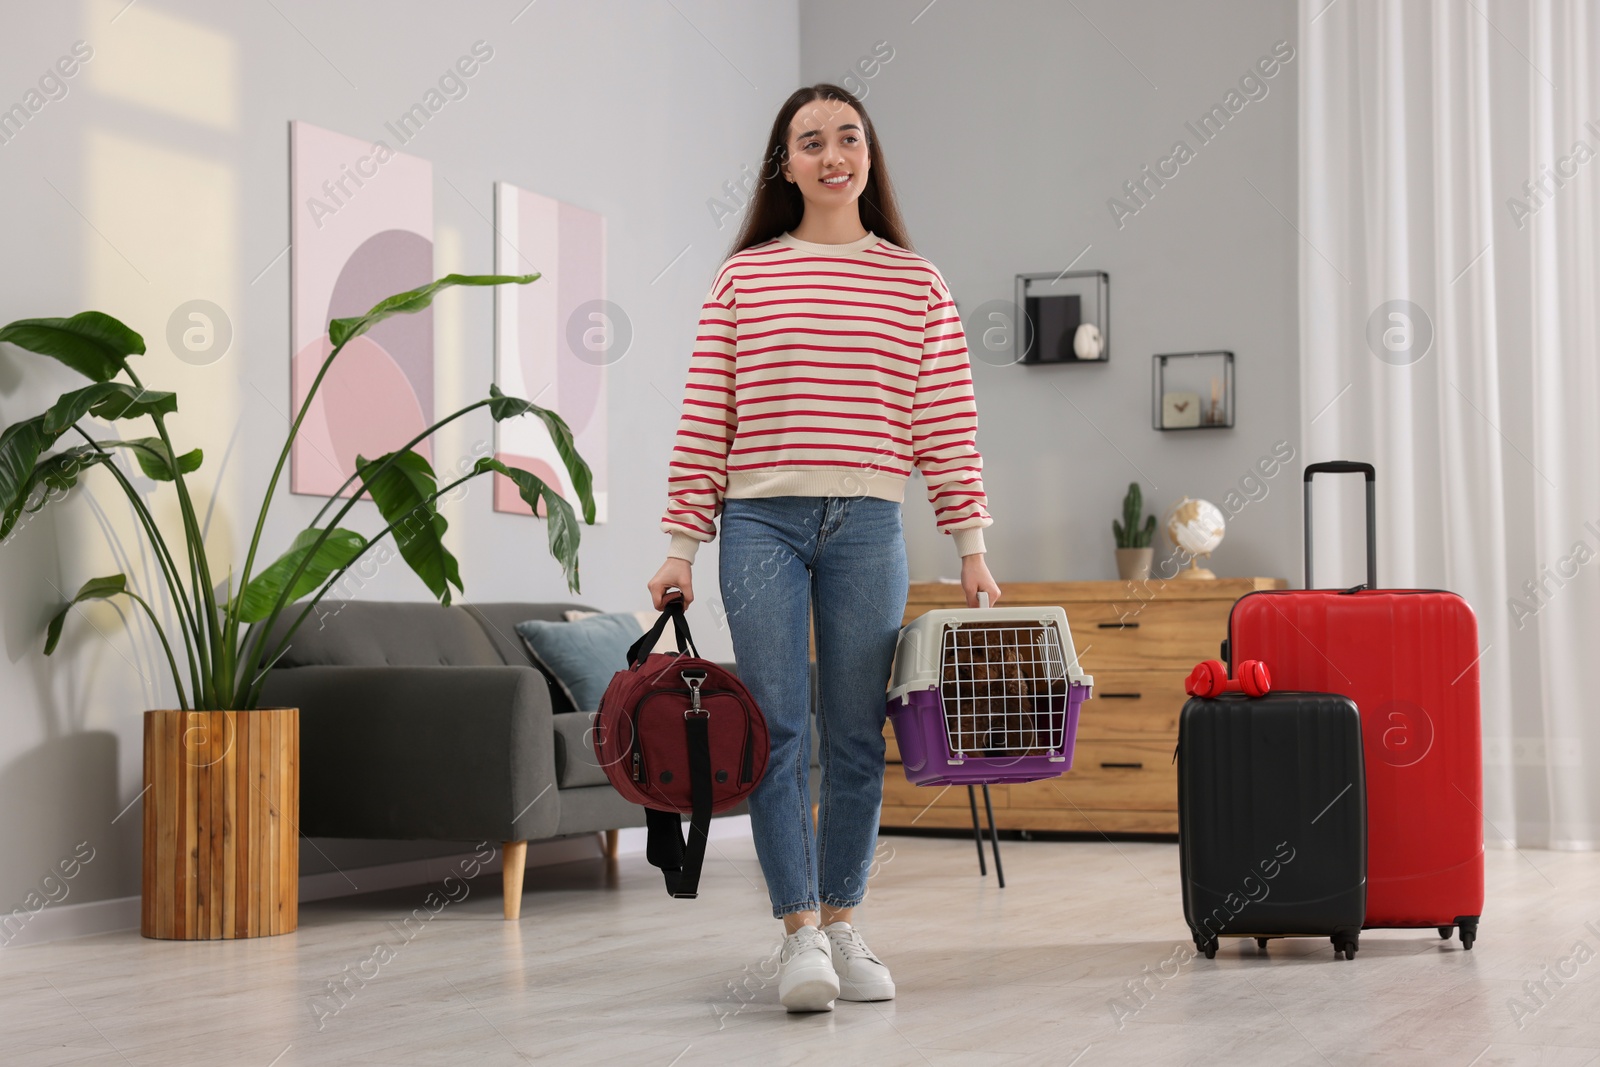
[1224,461,1484,948]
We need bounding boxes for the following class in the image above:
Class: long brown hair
[724,84,914,261]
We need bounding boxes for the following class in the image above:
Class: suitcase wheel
[1197,939,1218,960]
[1331,930,1360,961]
[1437,926,1453,940]
[1256,937,1269,950]
[1458,916,1478,951]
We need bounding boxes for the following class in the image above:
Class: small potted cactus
[1113,482,1157,580]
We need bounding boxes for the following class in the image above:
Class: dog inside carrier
[887,595,1093,787]
[940,619,1074,756]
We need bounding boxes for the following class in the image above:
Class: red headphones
[1185,659,1272,698]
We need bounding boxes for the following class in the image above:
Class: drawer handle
[1100,761,1144,770]
[1097,621,1140,629]
[1098,692,1143,700]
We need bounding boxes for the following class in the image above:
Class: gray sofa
[257,600,820,918]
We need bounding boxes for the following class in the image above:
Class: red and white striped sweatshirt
[660,230,993,564]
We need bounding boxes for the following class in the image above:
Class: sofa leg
[603,829,618,859]
[502,840,527,920]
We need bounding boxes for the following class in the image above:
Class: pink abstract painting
[493,182,609,522]
[289,120,434,497]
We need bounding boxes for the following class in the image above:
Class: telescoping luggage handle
[1303,461,1377,590]
[628,591,699,668]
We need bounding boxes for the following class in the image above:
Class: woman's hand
[961,552,1001,607]
[648,556,695,610]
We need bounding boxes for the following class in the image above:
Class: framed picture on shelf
[1153,351,1234,430]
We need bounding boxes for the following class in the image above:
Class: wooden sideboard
[877,578,1287,836]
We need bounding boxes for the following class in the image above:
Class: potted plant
[1113,481,1156,580]
[0,272,595,939]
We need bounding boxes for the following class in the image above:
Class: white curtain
[1300,0,1600,849]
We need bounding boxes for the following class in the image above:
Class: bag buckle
[681,668,708,717]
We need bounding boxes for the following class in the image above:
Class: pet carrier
[885,592,1093,787]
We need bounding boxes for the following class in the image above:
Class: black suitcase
[1178,690,1367,960]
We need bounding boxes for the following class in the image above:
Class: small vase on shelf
[1116,547,1154,581]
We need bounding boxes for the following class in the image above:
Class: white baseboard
[0,815,754,951]
[0,894,141,952]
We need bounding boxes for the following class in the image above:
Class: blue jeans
[717,496,910,919]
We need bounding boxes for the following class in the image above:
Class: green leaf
[485,383,597,524]
[329,273,539,348]
[2,431,198,540]
[2,381,176,531]
[1,378,180,533]
[3,385,179,535]
[236,526,368,623]
[0,418,51,536]
[354,449,464,605]
[21,444,106,511]
[29,444,107,498]
[2,441,114,541]
[45,573,127,654]
[42,382,177,435]
[105,437,202,481]
[0,312,145,382]
[473,456,582,593]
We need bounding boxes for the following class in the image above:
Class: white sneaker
[822,921,895,1001]
[778,925,840,1012]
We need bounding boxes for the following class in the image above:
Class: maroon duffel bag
[593,592,768,898]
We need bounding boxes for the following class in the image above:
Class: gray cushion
[514,613,641,714]
[551,711,610,788]
[459,602,603,665]
[261,600,503,668]
[461,602,603,717]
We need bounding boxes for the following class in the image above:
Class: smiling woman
[646,82,1002,1014]
[777,100,875,241]
[653,86,996,568]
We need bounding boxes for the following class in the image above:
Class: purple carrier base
[885,684,1089,787]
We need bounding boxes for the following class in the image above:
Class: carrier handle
[978,590,990,609]
[1303,461,1377,590]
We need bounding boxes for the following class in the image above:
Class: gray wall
[0,0,1298,921]
[797,1,1302,588]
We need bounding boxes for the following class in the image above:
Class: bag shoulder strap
[643,711,714,898]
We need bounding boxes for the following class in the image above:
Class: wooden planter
[141,708,299,939]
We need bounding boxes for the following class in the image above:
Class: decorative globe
[1165,497,1226,577]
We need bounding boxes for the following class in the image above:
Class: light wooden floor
[3,834,1598,1066]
